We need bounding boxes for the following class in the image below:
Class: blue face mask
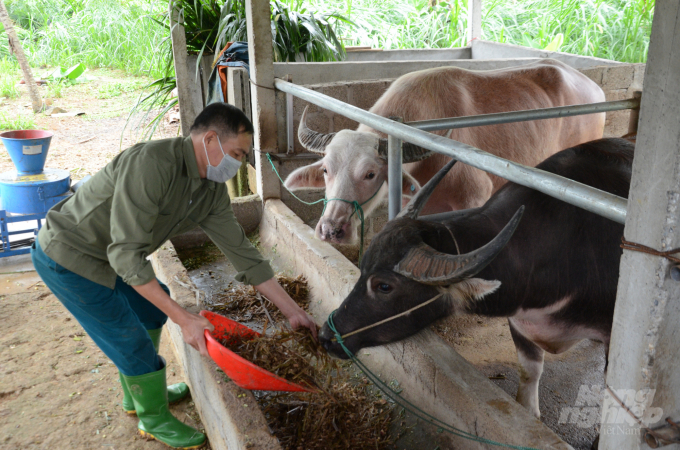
[203,134,242,183]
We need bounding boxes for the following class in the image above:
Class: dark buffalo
[319,138,633,419]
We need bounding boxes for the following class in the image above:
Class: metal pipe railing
[387,122,403,220]
[274,78,629,224]
[285,75,295,153]
[407,98,640,131]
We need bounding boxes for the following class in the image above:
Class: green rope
[265,153,380,262]
[327,311,543,450]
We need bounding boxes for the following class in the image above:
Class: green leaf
[48,67,67,79]
[544,33,564,52]
[64,63,86,80]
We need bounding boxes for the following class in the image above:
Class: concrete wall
[273,57,542,85]
[275,61,644,158]
[471,40,623,68]
[579,63,645,137]
[345,47,471,61]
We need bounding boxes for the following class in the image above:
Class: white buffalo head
[284,107,433,244]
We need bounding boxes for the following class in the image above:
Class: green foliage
[0,58,19,99]
[481,0,654,63]
[307,0,653,63]
[164,0,347,63]
[270,1,349,62]
[126,0,348,143]
[0,0,654,86]
[0,57,18,76]
[0,113,36,130]
[0,76,19,99]
[47,63,86,81]
[46,80,64,98]
[0,22,29,59]
[312,0,468,49]
[3,0,171,78]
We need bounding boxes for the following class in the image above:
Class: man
[31,103,317,449]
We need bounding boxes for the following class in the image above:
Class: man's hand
[131,280,215,357]
[176,311,215,357]
[285,309,318,340]
[255,277,319,340]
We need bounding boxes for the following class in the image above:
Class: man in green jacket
[31,103,317,449]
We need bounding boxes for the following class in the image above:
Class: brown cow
[285,59,606,244]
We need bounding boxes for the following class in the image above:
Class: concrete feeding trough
[151,193,573,450]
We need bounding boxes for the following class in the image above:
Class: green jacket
[38,136,273,289]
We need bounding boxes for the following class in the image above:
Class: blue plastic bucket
[0,130,54,175]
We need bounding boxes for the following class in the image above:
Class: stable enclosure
[163,4,673,448]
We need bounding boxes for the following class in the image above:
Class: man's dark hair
[190,103,254,139]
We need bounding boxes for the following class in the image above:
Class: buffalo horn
[394,206,525,285]
[298,106,336,154]
[378,138,434,163]
[396,158,458,220]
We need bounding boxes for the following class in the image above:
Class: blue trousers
[31,239,168,376]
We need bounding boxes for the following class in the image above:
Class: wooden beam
[169,3,200,136]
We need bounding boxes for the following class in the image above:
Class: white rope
[335,293,444,341]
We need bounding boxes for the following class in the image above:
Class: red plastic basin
[201,310,314,392]
[0,130,54,140]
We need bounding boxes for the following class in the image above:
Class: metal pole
[273,78,628,224]
[285,75,295,154]
[626,90,642,136]
[467,0,482,43]
[388,129,403,220]
[407,98,640,132]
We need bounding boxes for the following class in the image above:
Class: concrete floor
[436,314,604,450]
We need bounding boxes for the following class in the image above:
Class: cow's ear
[284,161,325,189]
[455,278,501,300]
[400,171,421,206]
[440,278,501,308]
[461,278,501,299]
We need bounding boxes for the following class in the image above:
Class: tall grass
[1,0,653,85]
[311,0,468,49]
[307,0,653,63]
[3,0,171,78]
[0,58,19,99]
[0,112,36,130]
[483,0,653,63]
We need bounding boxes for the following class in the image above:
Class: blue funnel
[0,130,54,175]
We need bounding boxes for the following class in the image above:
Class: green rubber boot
[120,328,190,415]
[121,357,206,449]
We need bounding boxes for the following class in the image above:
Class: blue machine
[0,130,73,257]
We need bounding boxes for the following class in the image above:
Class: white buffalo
[285,59,605,243]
